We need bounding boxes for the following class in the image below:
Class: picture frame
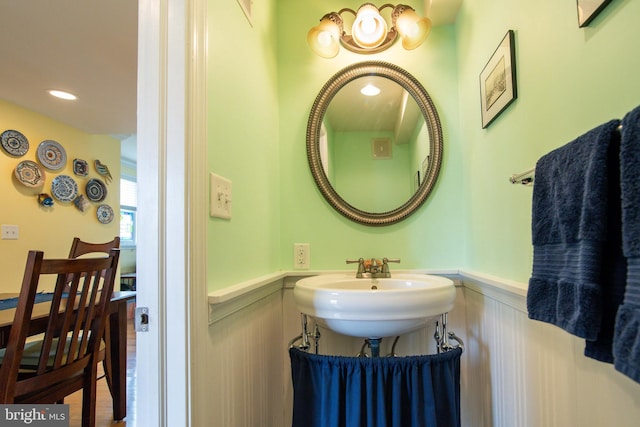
[576,0,612,27]
[236,0,253,26]
[421,155,429,180]
[480,30,517,129]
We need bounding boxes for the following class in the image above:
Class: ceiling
[0,0,138,136]
[0,0,460,139]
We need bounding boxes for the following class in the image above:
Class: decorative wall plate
[74,194,90,212]
[1,130,29,157]
[38,193,54,207]
[51,174,78,202]
[73,158,89,176]
[96,204,114,224]
[85,178,107,202]
[14,160,46,187]
[37,140,67,170]
[94,159,113,183]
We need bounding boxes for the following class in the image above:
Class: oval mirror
[307,61,443,226]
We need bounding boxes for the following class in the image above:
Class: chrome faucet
[346,257,400,278]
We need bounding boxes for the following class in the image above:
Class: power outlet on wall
[294,243,310,269]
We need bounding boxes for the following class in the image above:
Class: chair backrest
[65,237,120,291]
[0,249,120,402]
[68,236,120,258]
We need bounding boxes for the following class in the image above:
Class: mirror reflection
[321,76,430,212]
[307,61,443,226]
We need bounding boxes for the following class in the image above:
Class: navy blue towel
[613,105,640,383]
[289,347,461,427]
[585,125,626,363]
[527,120,621,341]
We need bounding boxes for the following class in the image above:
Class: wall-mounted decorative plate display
[96,204,114,224]
[37,139,67,170]
[73,158,89,176]
[51,174,78,202]
[14,160,45,187]
[1,129,29,157]
[85,178,107,202]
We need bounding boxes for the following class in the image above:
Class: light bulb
[351,4,388,49]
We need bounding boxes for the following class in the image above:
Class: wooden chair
[67,237,121,409]
[0,249,120,427]
[68,236,120,259]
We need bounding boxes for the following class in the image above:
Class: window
[120,177,137,246]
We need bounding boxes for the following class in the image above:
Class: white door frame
[136,0,208,425]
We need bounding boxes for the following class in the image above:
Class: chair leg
[103,323,114,395]
[103,359,113,394]
[81,363,99,427]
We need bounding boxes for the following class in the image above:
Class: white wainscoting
[207,287,285,426]
[206,271,640,427]
[460,270,640,427]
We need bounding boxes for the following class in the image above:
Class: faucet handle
[380,258,400,275]
[346,258,364,266]
[346,258,365,277]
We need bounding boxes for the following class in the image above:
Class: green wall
[277,0,463,271]
[333,130,410,212]
[207,0,281,290]
[207,0,640,289]
[456,0,640,282]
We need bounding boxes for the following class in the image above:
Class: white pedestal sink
[293,273,455,339]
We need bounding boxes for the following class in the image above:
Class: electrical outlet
[210,172,232,219]
[1,224,19,240]
[294,243,310,269]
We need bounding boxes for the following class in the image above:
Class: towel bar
[509,124,623,186]
[509,168,535,185]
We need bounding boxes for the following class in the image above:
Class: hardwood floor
[67,307,137,427]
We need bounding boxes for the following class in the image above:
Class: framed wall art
[577,0,612,27]
[480,30,517,129]
[237,0,253,26]
[421,155,429,180]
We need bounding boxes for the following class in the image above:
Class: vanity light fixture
[48,90,77,100]
[307,3,431,58]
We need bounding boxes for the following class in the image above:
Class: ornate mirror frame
[306,61,443,226]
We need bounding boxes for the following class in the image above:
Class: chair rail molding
[460,270,528,313]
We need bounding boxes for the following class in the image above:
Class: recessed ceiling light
[360,83,381,96]
[48,90,77,100]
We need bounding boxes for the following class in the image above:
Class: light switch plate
[1,224,19,240]
[210,173,232,219]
